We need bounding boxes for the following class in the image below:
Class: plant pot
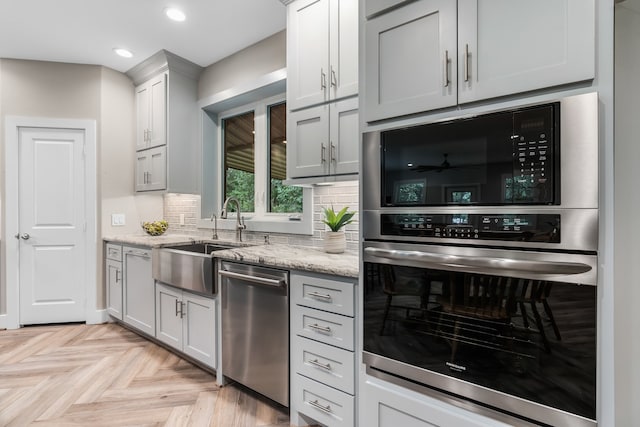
[324,231,346,254]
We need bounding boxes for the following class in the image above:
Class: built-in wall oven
[362,93,599,426]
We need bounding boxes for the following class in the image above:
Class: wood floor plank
[0,323,294,427]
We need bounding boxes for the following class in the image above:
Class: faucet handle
[240,216,247,229]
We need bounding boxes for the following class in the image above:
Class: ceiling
[0,0,286,73]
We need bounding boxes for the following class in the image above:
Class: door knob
[20,233,30,240]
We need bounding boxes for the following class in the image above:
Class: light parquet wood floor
[0,323,291,427]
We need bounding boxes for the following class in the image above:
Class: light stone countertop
[103,234,359,278]
[213,244,359,278]
[103,233,204,248]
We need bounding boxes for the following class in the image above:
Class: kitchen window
[214,94,311,235]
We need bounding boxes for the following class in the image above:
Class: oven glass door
[380,104,557,206]
[363,245,596,422]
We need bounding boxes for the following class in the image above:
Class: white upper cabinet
[365,0,457,122]
[457,0,595,104]
[288,97,359,179]
[364,0,595,122]
[136,74,167,150]
[135,145,167,192]
[288,0,358,111]
[128,50,202,194]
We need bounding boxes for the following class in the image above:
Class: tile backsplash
[163,182,360,250]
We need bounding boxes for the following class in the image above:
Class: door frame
[3,116,99,329]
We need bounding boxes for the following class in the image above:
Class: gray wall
[0,59,154,313]
[198,30,286,100]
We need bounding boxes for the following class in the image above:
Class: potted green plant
[322,205,355,253]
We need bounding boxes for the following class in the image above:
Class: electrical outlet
[179,214,185,225]
[111,213,126,226]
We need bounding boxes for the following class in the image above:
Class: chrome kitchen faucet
[221,197,246,242]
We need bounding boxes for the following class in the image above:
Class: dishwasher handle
[219,269,286,288]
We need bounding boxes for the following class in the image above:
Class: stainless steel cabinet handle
[147,172,152,183]
[180,301,185,319]
[175,299,181,317]
[219,269,285,288]
[309,323,332,334]
[126,250,150,259]
[115,270,121,283]
[308,291,332,301]
[308,358,332,371]
[320,68,327,90]
[444,50,450,87]
[330,142,336,163]
[364,247,593,276]
[464,43,470,82]
[308,399,332,414]
[321,143,327,163]
[330,67,337,87]
[20,233,30,240]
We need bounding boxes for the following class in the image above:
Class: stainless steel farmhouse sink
[152,242,236,295]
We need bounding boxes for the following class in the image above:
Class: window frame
[211,93,312,235]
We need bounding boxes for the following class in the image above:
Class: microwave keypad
[381,213,560,243]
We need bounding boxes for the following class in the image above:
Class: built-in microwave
[362,92,599,252]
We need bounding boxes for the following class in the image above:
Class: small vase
[324,231,346,254]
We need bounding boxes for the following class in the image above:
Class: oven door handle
[364,247,592,276]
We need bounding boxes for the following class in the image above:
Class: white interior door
[18,127,86,325]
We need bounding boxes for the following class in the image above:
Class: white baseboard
[86,309,109,325]
[0,313,19,330]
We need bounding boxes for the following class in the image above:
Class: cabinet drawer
[106,243,122,262]
[292,374,354,427]
[293,335,355,394]
[291,272,355,317]
[293,305,354,351]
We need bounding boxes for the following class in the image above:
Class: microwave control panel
[381,213,560,243]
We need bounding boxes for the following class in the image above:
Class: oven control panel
[381,213,560,243]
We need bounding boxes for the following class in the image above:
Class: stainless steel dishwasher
[219,260,289,407]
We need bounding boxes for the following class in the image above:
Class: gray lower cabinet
[155,283,216,368]
[105,243,123,320]
[289,271,357,427]
[122,245,155,336]
[362,376,514,427]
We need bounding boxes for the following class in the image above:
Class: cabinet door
[329,0,358,101]
[363,377,514,427]
[182,292,216,368]
[155,283,182,349]
[135,145,166,192]
[288,0,330,110]
[122,247,155,336]
[330,97,359,176]
[457,0,595,104]
[365,0,457,122]
[288,104,330,178]
[148,74,167,148]
[106,259,122,320]
[136,82,150,151]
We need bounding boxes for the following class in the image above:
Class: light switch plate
[112,213,126,226]
[179,214,185,225]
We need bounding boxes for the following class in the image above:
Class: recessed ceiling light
[113,48,133,58]
[165,7,186,22]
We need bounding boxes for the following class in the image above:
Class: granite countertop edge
[103,234,359,278]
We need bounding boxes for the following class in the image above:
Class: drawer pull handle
[308,358,332,371]
[309,323,332,334]
[308,291,332,301]
[309,399,332,414]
